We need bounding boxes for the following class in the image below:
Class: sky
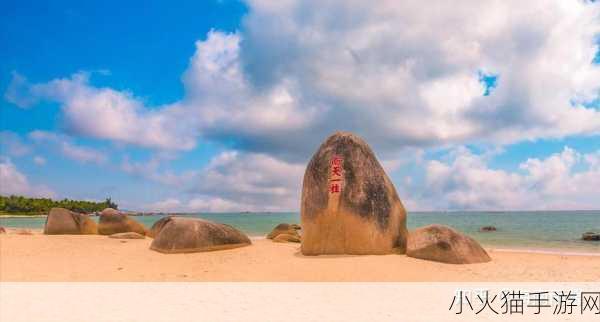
[1,0,600,212]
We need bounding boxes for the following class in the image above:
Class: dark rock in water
[407,224,491,264]
[0,226,6,234]
[150,217,251,253]
[147,216,172,238]
[109,232,145,239]
[44,207,98,235]
[273,233,301,243]
[267,223,300,239]
[98,208,146,235]
[301,131,408,255]
[480,226,497,232]
[582,232,600,241]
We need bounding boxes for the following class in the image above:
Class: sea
[1,211,599,254]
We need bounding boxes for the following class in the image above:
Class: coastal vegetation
[0,195,117,216]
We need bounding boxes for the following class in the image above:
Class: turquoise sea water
[2,211,599,253]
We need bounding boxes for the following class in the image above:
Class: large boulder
[301,132,408,255]
[267,223,300,239]
[147,216,172,238]
[98,208,146,235]
[150,217,251,253]
[0,226,6,234]
[407,225,491,264]
[44,207,98,235]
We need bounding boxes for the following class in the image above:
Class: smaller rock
[109,232,145,239]
[273,233,301,243]
[98,208,146,235]
[407,224,491,264]
[150,217,251,253]
[582,232,600,241]
[480,226,497,232]
[267,223,300,239]
[0,226,6,234]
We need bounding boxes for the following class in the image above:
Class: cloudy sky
[1,0,600,212]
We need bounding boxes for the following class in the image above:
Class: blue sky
[1,0,600,211]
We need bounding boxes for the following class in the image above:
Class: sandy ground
[1,232,599,282]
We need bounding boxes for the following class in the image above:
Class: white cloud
[187,197,244,213]
[33,156,46,166]
[148,198,183,213]
[0,131,31,157]
[140,150,304,212]
[120,155,198,186]
[0,158,55,197]
[4,0,600,211]
[6,1,600,158]
[414,146,600,210]
[29,130,107,165]
[7,73,197,151]
[191,151,304,211]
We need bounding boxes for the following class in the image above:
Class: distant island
[0,195,118,216]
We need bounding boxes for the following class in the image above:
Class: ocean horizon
[2,210,598,254]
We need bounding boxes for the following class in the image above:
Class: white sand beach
[1,233,598,282]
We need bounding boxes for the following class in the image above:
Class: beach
[1,232,599,282]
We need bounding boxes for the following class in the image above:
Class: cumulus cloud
[7,1,600,159]
[235,0,600,153]
[191,151,304,210]
[29,130,107,165]
[33,156,46,166]
[6,72,197,151]
[148,198,183,213]
[4,0,600,211]
[120,155,198,186]
[414,146,600,210]
[0,131,31,157]
[140,150,304,212]
[0,158,55,197]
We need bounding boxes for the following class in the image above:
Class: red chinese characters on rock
[329,155,344,194]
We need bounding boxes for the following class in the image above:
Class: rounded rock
[44,207,98,235]
[407,224,491,264]
[150,217,251,254]
[98,208,146,235]
[301,132,408,255]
